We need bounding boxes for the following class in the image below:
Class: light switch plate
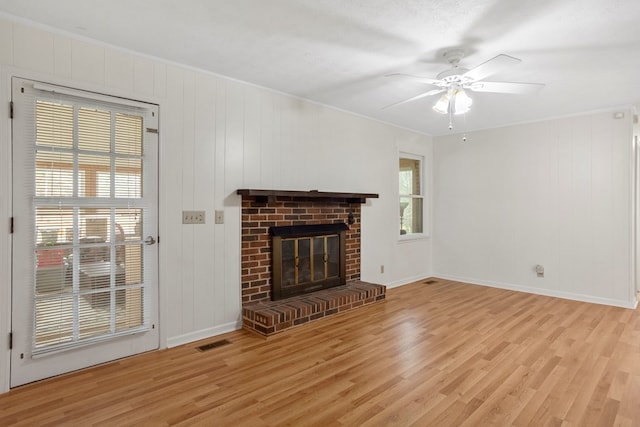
[215,210,224,224]
[183,210,205,224]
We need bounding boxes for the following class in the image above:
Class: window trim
[398,152,428,241]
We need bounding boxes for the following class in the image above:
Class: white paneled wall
[433,112,636,307]
[0,18,433,392]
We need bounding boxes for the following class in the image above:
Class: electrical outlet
[380,265,384,274]
[183,210,205,224]
[215,210,224,224]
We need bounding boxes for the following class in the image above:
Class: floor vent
[197,339,231,352]
[424,280,438,284]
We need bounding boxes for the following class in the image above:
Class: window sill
[398,233,430,242]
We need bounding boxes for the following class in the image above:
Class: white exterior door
[10,78,159,387]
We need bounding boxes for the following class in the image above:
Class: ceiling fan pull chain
[462,112,467,142]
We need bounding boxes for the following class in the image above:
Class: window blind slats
[36,101,73,148]
[116,113,143,155]
[78,107,111,152]
[32,98,149,356]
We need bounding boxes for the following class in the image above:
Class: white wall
[0,18,433,392]
[433,112,636,308]
[362,136,433,289]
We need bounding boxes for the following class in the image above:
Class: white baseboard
[433,274,638,309]
[166,320,242,348]
[385,274,433,289]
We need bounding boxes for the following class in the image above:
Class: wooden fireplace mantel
[236,189,379,204]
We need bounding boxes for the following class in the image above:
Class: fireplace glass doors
[271,223,347,300]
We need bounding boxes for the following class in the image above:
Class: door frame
[635,132,640,295]
[0,66,167,393]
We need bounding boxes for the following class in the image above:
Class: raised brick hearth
[243,280,386,336]
[238,189,384,336]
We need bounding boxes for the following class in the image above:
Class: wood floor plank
[1,278,639,426]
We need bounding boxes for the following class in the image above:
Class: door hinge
[146,127,158,134]
[9,332,12,350]
[10,217,14,234]
[9,101,13,119]
[157,235,160,244]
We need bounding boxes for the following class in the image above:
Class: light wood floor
[1,279,639,426]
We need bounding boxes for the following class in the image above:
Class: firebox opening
[270,223,348,300]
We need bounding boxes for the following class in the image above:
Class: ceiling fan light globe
[454,90,472,115]
[432,94,450,114]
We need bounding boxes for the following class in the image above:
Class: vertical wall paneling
[260,93,274,187]
[213,77,227,327]
[53,35,72,78]
[556,119,573,293]
[12,23,54,74]
[132,57,154,97]
[104,49,133,92]
[224,81,244,193]
[162,65,185,338]
[612,115,633,300]
[0,20,12,65]
[180,70,196,333]
[223,80,244,324]
[153,63,167,99]
[570,117,593,295]
[513,125,554,288]
[271,95,283,190]
[279,98,295,187]
[193,74,216,330]
[591,116,614,297]
[243,87,261,188]
[70,39,105,85]
[433,112,636,307]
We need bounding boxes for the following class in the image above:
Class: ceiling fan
[384,49,544,117]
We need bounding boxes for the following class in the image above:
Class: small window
[399,154,424,236]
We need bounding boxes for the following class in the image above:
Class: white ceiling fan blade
[385,73,442,86]
[468,81,544,95]
[382,89,445,109]
[463,54,521,81]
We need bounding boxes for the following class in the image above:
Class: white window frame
[399,152,427,241]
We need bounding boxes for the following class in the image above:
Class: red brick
[240,195,363,305]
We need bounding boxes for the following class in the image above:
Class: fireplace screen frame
[270,223,348,300]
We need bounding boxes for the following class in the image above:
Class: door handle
[144,236,156,245]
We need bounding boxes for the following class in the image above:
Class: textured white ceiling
[1,0,639,135]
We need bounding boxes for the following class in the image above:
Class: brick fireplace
[237,189,386,336]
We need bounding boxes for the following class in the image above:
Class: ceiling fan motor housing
[436,68,471,83]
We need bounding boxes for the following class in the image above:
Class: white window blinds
[32,94,150,355]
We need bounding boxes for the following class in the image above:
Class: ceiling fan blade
[382,89,445,109]
[385,73,442,86]
[468,81,544,95]
[463,54,521,81]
